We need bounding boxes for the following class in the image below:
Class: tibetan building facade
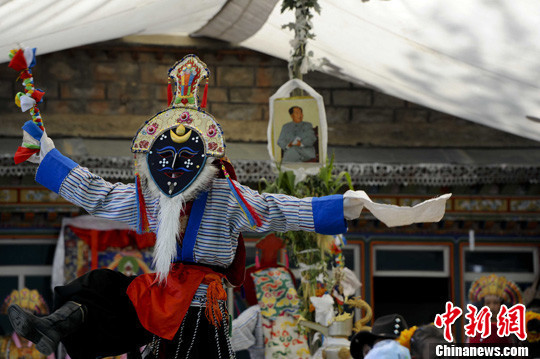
[1,39,539,341]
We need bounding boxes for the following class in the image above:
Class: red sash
[126,263,225,340]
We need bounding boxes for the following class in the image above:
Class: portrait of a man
[268,91,326,168]
[277,106,317,163]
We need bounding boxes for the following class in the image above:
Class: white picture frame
[267,79,328,177]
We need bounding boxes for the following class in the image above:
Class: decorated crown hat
[131,55,225,158]
[469,274,523,305]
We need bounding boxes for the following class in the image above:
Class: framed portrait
[268,79,327,174]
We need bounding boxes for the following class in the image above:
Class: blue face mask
[147,125,207,197]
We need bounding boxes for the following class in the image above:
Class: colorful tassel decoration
[135,172,151,233]
[255,249,260,269]
[9,47,48,165]
[284,251,290,268]
[204,273,227,327]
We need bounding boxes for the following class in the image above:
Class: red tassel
[201,80,208,109]
[204,273,227,327]
[255,249,261,269]
[136,174,150,233]
[8,50,27,72]
[284,251,289,268]
[167,82,173,107]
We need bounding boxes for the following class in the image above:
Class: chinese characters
[434,301,526,342]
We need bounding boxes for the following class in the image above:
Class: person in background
[468,274,522,345]
[231,305,264,359]
[350,314,411,359]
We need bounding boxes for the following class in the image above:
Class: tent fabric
[193,0,279,43]
[1,0,540,142]
[239,0,540,142]
[0,0,226,60]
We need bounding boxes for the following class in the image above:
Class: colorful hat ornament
[469,274,523,305]
[131,54,261,232]
[526,311,540,343]
[397,325,418,349]
[131,54,225,158]
[131,54,225,204]
[1,288,49,315]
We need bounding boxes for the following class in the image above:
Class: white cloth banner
[343,191,451,227]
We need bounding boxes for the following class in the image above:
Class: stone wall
[1,40,538,147]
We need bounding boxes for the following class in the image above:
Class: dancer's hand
[19,120,55,164]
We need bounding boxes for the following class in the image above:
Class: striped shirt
[37,150,346,304]
[60,166,316,268]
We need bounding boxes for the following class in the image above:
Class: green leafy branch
[259,155,353,320]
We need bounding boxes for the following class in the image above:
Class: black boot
[8,300,86,355]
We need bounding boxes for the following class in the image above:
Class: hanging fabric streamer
[9,47,48,165]
[220,160,262,228]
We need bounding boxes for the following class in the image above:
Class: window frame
[0,238,56,290]
[460,243,539,306]
[372,244,450,278]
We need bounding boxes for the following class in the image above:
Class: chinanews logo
[431,301,529,358]
[434,301,527,342]
[434,344,529,358]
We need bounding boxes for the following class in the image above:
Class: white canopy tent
[1,0,539,142]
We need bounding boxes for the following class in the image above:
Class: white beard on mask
[135,154,218,283]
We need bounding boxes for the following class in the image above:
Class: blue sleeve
[311,194,348,235]
[35,149,78,193]
[36,150,141,229]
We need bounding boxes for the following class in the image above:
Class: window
[462,245,538,306]
[372,244,451,325]
[373,245,450,277]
